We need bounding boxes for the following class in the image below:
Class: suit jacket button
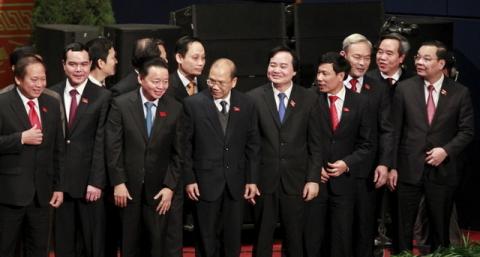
[225,147,229,151]
[226,165,230,169]
[66,140,71,144]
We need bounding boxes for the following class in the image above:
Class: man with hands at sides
[106,57,183,257]
[183,58,260,257]
[304,52,372,257]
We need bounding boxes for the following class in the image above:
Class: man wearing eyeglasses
[183,58,260,257]
[391,41,474,253]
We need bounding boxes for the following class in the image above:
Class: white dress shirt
[17,88,41,122]
[140,88,159,122]
[344,75,364,93]
[327,85,346,120]
[424,74,444,106]
[272,82,293,111]
[214,92,231,113]
[64,79,88,123]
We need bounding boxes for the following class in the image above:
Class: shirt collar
[380,68,402,81]
[16,87,39,107]
[177,69,197,87]
[344,75,364,89]
[139,88,159,107]
[328,85,346,102]
[424,74,444,92]
[65,78,88,96]
[214,91,231,106]
[88,75,103,87]
[271,82,293,99]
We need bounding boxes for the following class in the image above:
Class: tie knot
[27,100,36,108]
[220,100,228,114]
[278,93,286,100]
[329,95,338,103]
[349,78,358,87]
[428,85,435,92]
[70,89,78,97]
[386,77,395,86]
[144,102,155,109]
[187,81,196,89]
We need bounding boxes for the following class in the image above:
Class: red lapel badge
[159,111,168,117]
[290,100,296,108]
[233,106,240,112]
[364,83,371,90]
[41,106,48,113]
[343,107,350,112]
[441,89,447,96]
[81,98,89,104]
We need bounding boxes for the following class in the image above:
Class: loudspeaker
[171,3,287,77]
[35,24,100,86]
[292,2,383,86]
[104,24,183,83]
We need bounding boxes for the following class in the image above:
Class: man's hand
[21,125,43,145]
[244,184,260,205]
[50,191,63,208]
[387,169,398,191]
[186,183,200,201]
[326,160,348,177]
[425,147,448,167]
[321,168,330,183]
[374,165,388,188]
[303,182,319,201]
[154,188,173,215]
[114,183,132,208]
[85,185,102,202]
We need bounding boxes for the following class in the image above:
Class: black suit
[51,80,111,257]
[110,70,139,97]
[366,68,414,99]
[165,71,207,257]
[248,84,322,257]
[106,90,183,257]
[348,76,394,257]
[392,76,474,252]
[183,90,260,257]
[304,87,373,257]
[0,89,64,257]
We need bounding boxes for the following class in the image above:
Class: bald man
[183,58,260,257]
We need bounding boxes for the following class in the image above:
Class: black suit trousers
[353,178,376,257]
[303,183,354,257]
[0,199,50,257]
[120,185,169,257]
[253,188,305,257]
[194,190,244,257]
[395,167,456,253]
[55,193,105,257]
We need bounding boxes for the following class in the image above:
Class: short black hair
[268,45,299,72]
[420,40,448,61]
[138,57,169,78]
[63,42,89,61]
[86,37,114,70]
[9,46,37,66]
[175,36,204,57]
[14,54,45,79]
[378,33,410,56]
[317,52,350,74]
[131,38,160,69]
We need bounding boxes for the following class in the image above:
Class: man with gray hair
[340,33,394,257]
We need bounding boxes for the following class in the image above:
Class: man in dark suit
[367,33,414,99]
[304,52,372,257]
[183,58,260,257]
[0,55,64,257]
[340,33,394,257]
[392,41,474,252]
[165,35,207,257]
[109,38,161,97]
[106,57,183,257]
[51,42,111,257]
[248,46,322,257]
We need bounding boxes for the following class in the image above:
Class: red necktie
[329,95,339,131]
[27,100,42,130]
[426,85,436,125]
[349,78,358,93]
[69,89,79,128]
[386,77,394,86]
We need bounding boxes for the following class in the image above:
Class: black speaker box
[292,2,383,85]
[170,3,286,40]
[235,75,269,93]
[104,24,183,83]
[35,24,100,86]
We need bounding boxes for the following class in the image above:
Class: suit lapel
[318,92,333,135]
[336,89,353,134]
[172,72,189,99]
[149,97,168,143]
[128,91,148,142]
[415,77,430,126]
[282,85,297,124]
[262,85,281,128]
[201,91,225,139]
[38,95,49,133]
[430,78,451,127]
[225,91,239,142]
[10,90,30,130]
